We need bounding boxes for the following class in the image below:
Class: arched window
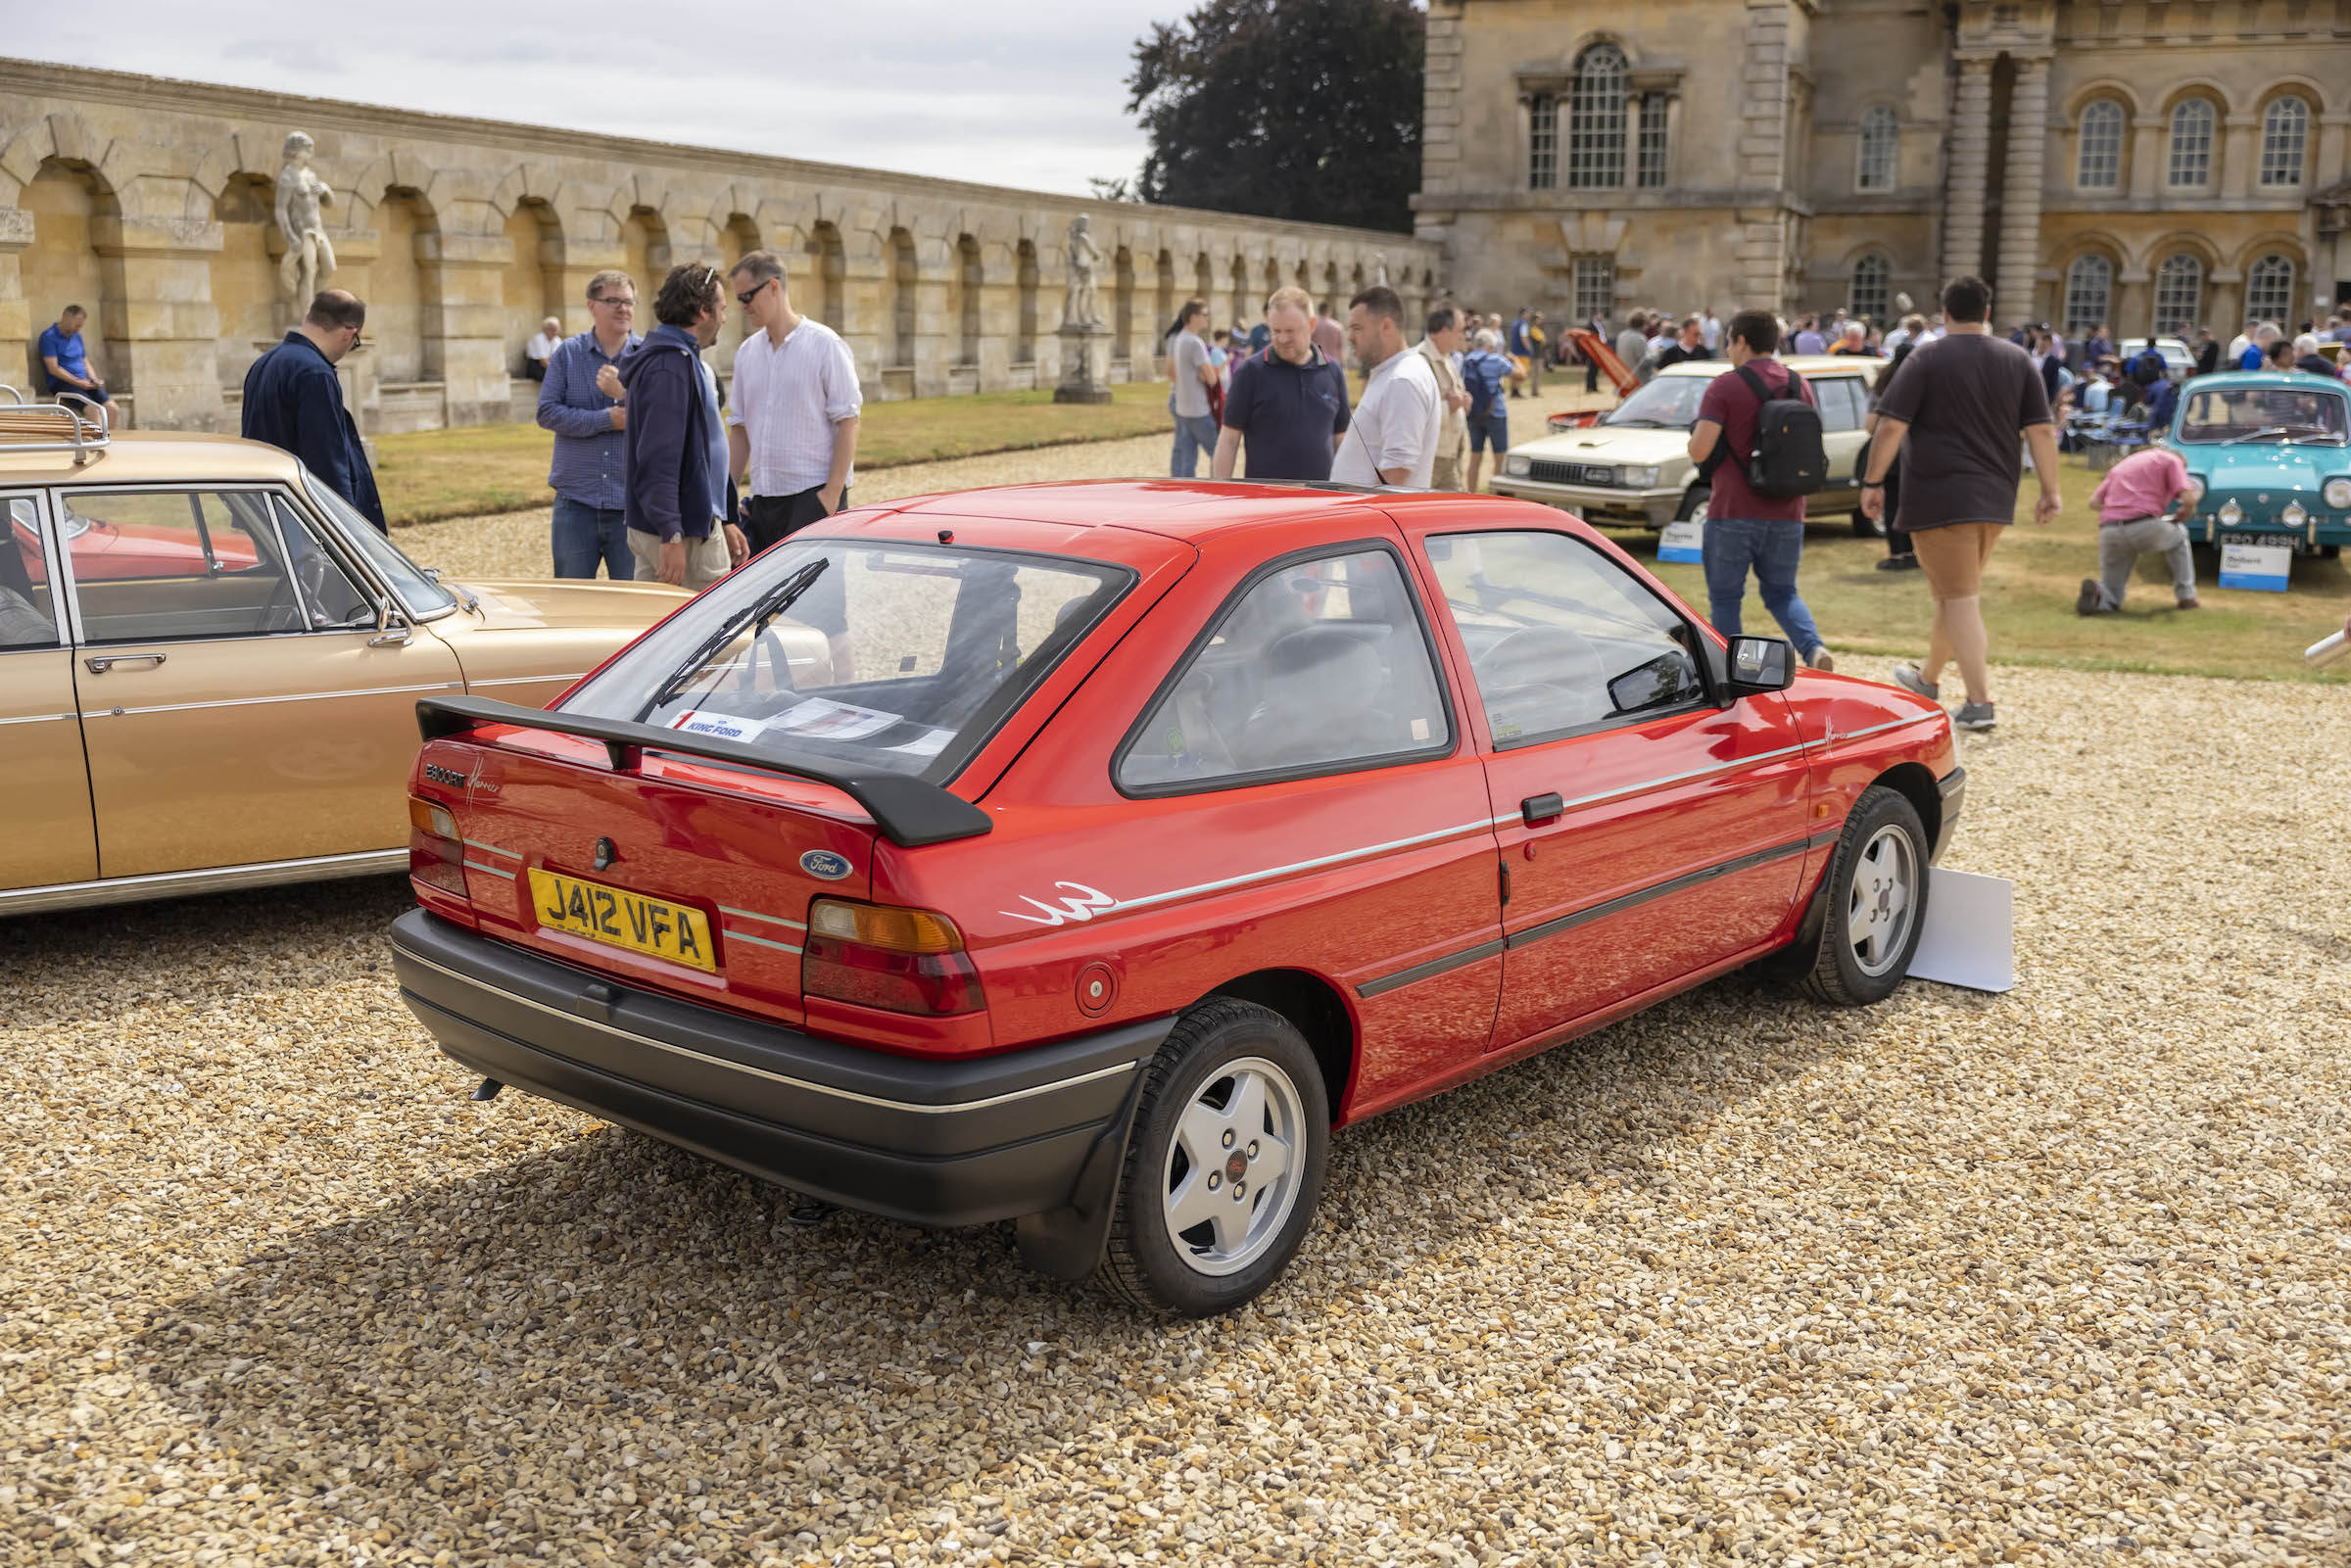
[1566,44,1628,188]
[1848,255,1890,322]
[2153,253,2203,335]
[1527,93,1558,190]
[2259,97,2309,187]
[2167,99,2214,187]
[1855,106,1898,193]
[2063,255,2112,333]
[2245,254,2295,322]
[2077,99,2125,188]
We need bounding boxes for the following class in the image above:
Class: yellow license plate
[528,869,717,973]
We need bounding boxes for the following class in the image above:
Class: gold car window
[271,498,378,629]
[1,497,60,649]
[62,489,306,645]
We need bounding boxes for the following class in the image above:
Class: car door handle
[85,653,166,673]
[367,626,413,647]
[1521,791,1564,827]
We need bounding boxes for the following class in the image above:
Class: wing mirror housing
[1721,636,1797,696]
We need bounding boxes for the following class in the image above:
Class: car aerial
[2169,370,2351,557]
[389,478,1963,1316]
[0,402,696,915]
[2115,336,2195,381]
[1490,356,1888,538]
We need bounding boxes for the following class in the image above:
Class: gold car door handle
[85,652,166,673]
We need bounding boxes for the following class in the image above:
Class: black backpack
[1715,363,1827,499]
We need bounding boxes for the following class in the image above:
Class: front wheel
[1099,999,1328,1317]
[1675,486,1710,526]
[1798,784,1930,1006]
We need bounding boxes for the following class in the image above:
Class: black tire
[2322,545,2341,560]
[1099,999,1328,1317]
[1798,784,1930,1006]
[1675,486,1710,524]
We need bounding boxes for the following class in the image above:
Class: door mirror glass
[1727,636,1796,691]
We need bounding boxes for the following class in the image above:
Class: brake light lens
[802,897,982,1016]
[408,795,466,896]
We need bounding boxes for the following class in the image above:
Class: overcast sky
[11,0,1187,197]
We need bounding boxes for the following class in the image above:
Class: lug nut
[1222,1129,1234,1148]
[1232,1181,1246,1200]
[1207,1172,1220,1190]
[1247,1141,1259,1159]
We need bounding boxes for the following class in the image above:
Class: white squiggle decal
[1001,881,1118,927]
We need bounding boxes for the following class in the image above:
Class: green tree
[1126,0,1424,234]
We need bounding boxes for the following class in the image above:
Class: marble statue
[275,131,339,313]
[1060,214,1104,329]
[1375,255,1390,287]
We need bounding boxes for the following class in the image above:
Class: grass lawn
[373,380,1181,527]
[1603,467,2349,685]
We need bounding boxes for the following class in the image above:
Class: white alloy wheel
[1160,1056,1308,1277]
[1847,825,1919,978]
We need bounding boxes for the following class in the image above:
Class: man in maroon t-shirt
[1685,310,1831,670]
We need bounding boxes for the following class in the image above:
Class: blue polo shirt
[37,324,88,385]
[1220,345,1351,482]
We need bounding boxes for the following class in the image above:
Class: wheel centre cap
[1225,1151,1248,1181]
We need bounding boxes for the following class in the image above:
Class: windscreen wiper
[644,558,830,717]
[2221,427,2287,446]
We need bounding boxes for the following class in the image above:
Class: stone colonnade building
[1416,0,2351,338]
[0,60,1441,434]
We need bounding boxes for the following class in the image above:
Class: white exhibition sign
[2218,539,2290,593]
[1908,867,2015,994]
[1657,517,1704,564]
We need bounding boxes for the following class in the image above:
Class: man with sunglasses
[240,288,385,532]
[726,249,862,556]
[536,269,642,579]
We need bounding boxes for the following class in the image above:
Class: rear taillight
[801,898,983,1016]
[408,795,465,896]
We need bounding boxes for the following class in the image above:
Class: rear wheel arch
[1203,969,1355,1122]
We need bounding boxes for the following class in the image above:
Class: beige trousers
[627,527,733,593]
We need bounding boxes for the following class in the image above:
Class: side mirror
[375,597,394,633]
[1723,636,1797,695]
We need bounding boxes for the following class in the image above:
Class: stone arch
[1015,237,1039,366]
[20,155,125,400]
[888,226,917,368]
[620,204,670,304]
[953,232,983,368]
[712,212,761,360]
[0,112,132,211]
[211,170,280,387]
[371,184,442,383]
[502,197,565,373]
[2152,79,2237,119]
[2060,78,2142,120]
[803,219,847,331]
[1193,252,1216,319]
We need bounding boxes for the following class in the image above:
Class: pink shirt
[2087,445,2190,525]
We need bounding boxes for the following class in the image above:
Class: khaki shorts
[627,526,733,593]
[1909,521,2004,600]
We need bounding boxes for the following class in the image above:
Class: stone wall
[0,60,1442,433]
[1419,0,2351,336]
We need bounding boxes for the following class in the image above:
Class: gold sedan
[1,409,695,914]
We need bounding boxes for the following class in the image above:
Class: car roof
[0,428,308,485]
[2185,369,2347,392]
[873,477,1479,543]
[1655,355,1876,379]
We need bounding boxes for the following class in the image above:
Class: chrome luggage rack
[0,385,111,463]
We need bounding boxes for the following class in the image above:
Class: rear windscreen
[563,540,1132,779]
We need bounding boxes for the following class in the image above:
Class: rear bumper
[389,908,1169,1229]
[1934,766,1966,862]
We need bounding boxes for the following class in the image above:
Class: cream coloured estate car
[1491,355,1888,537]
[0,404,700,915]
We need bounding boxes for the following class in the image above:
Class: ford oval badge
[800,849,853,881]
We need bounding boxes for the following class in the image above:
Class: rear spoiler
[415,694,993,848]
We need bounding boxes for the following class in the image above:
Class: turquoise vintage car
[2171,371,2351,557]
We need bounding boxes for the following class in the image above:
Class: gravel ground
[5,658,2346,1567]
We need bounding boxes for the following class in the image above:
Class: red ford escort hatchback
[392,481,1961,1315]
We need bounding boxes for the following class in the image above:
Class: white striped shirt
[727,317,862,497]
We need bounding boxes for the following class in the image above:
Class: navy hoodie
[617,323,719,541]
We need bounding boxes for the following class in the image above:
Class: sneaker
[1806,646,1836,673]
[2076,578,2109,616]
[2176,596,2201,610]
[1875,554,1920,572]
[1952,701,1996,732]
[1892,663,1940,700]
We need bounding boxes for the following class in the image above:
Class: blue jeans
[552,497,632,580]
[1171,413,1221,477]
[1701,516,1825,657]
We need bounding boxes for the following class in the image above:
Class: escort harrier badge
[800,849,853,881]
[422,763,467,787]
